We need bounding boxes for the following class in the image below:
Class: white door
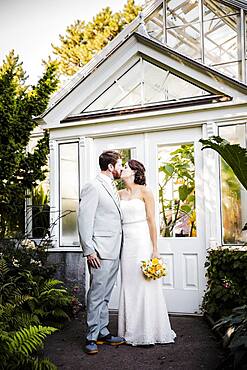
[92,128,206,313]
[93,134,145,310]
[147,127,206,314]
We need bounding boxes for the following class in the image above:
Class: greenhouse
[37,0,247,314]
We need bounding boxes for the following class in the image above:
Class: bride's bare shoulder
[141,185,152,194]
[141,186,154,200]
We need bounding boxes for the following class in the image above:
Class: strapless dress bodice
[120,198,147,225]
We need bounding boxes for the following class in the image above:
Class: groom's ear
[108,163,114,171]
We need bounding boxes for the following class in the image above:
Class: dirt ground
[43,312,226,370]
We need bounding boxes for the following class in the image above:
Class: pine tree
[0,51,59,238]
[50,0,142,77]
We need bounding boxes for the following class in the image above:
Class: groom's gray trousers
[86,258,120,341]
[78,177,123,342]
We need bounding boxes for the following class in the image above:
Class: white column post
[49,139,59,248]
[202,121,222,250]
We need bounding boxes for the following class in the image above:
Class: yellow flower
[141,258,167,280]
[152,258,159,265]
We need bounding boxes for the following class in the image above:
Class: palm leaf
[200,136,247,190]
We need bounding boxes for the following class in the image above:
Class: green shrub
[0,238,73,369]
[213,305,247,370]
[202,248,247,320]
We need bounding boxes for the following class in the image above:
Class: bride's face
[121,162,134,181]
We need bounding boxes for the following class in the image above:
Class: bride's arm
[143,188,159,259]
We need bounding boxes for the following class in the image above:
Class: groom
[78,150,125,355]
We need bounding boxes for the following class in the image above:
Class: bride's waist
[122,218,147,225]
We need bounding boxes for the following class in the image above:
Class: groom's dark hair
[99,150,121,170]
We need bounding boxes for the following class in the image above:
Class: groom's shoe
[96,334,126,346]
[85,340,98,354]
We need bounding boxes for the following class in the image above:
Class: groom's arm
[78,182,99,257]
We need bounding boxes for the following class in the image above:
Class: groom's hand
[87,252,101,268]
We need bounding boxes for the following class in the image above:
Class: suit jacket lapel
[96,176,122,218]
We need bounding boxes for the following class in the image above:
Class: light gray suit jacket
[78,175,123,260]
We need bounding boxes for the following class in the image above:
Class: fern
[18,356,58,370]
[0,258,9,275]
[40,279,64,292]
[0,295,32,320]
[50,308,70,320]
[32,357,58,370]
[39,288,68,298]
[14,312,40,328]
[9,325,57,356]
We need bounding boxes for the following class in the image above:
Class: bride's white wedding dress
[118,198,176,346]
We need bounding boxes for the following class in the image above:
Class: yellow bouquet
[140,258,167,280]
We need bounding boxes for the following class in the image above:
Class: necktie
[111,180,120,205]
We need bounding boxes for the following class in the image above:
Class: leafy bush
[0,239,73,369]
[202,248,247,320]
[213,305,247,370]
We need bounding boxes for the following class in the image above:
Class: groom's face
[112,159,123,180]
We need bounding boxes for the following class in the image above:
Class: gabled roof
[39,0,247,120]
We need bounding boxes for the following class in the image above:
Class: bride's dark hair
[128,159,146,186]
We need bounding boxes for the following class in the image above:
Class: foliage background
[0,52,58,238]
[48,0,142,77]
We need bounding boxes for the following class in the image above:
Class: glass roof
[145,0,246,83]
[83,58,212,113]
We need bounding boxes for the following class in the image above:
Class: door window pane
[114,148,132,190]
[59,142,79,246]
[158,143,196,238]
[219,124,247,245]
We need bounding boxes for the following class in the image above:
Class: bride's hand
[151,251,160,260]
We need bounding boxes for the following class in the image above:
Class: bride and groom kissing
[78,150,176,355]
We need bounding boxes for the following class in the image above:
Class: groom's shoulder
[83,176,104,189]
[80,178,98,192]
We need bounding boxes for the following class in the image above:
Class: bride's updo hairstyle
[128,159,146,186]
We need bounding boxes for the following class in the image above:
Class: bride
[118,159,176,346]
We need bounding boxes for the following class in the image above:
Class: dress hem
[124,331,176,346]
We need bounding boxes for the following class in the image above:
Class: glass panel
[144,60,209,103]
[219,124,247,245]
[204,16,239,65]
[59,142,79,246]
[166,0,199,27]
[158,143,196,238]
[203,0,239,21]
[211,61,241,80]
[84,59,211,113]
[143,0,244,82]
[113,84,142,109]
[145,5,164,41]
[32,182,50,239]
[27,137,50,239]
[166,23,201,60]
[84,61,141,112]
